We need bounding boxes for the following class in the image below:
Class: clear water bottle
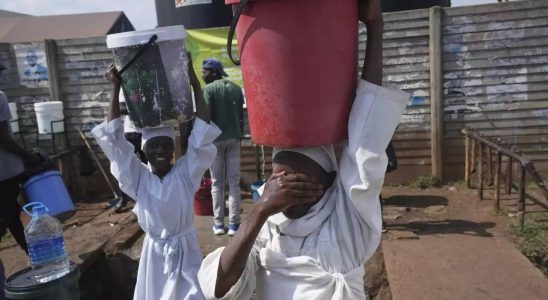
[23,202,70,283]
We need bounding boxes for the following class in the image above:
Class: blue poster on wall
[13,43,49,88]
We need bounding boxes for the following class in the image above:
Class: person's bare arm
[214,173,324,298]
[188,54,210,124]
[359,0,384,85]
[105,64,121,122]
[0,121,39,164]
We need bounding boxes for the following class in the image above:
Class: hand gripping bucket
[23,171,75,222]
[106,25,193,128]
[226,0,358,147]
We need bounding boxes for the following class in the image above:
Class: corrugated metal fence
[441,0,548,181]
[1,0,547,189]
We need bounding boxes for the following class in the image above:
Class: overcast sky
[1,0,501,30]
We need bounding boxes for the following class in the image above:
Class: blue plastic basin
[23,171,75,222]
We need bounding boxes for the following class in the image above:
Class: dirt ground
[380,183,548,299]
[2,182,546,299]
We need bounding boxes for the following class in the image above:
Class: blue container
[250,180,264,203]
[23,171,75,222]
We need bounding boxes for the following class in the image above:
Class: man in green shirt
[202,58,244,236]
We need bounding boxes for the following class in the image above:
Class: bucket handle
[23,202,49,216]
[227,0,252,66]
[118,34,158,76]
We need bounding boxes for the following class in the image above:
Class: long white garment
[198,80,410,300]
[92,117,221,300]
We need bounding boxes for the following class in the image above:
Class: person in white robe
[92,58,221,300]
[198,1,410,299]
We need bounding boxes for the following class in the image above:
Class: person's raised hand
[105,64,122,86]
[358,0,383,25]
[257,172,324,217]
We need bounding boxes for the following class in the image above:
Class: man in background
[0,62,40,255]
[202,58,244,236]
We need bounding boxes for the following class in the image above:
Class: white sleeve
[175,118,221,192]
[339,80,410,222]
[198,245,261,300]
[91,117,147,200]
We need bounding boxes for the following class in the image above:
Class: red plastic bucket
[194,178,213,216]
[226,0,358,147]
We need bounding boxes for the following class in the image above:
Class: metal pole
[478,143,484,200]
[495,152,502,212]
[518,166,526,228]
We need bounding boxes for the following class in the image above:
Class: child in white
[93,61,220,300]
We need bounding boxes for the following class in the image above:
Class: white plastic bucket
[106,25,193,128]
[34,101,64,134]
[8,102,19,133]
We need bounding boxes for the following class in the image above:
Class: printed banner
[175,0,212,7]
[185,27,242,87]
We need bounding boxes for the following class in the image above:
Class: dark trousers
[0,175,28,254]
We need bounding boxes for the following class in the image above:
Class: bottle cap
[22,202,49,216]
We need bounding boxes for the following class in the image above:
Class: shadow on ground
[383,195,448,208]
[389,219,495,237]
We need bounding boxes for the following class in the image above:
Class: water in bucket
[107,26,193,128]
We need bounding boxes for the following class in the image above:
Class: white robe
[198,80,410,300]
[92,117,221,300]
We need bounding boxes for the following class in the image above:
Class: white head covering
[272,145,337,173]
[141,127,176,150]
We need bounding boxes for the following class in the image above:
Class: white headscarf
[272,145,337,173]
[141,127,176,150]
[266,145,339,237]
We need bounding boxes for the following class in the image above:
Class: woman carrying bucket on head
[92,51,221,299]
[198,0,410,299]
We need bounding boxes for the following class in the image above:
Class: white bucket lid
[34,101,63,110]
[106,25,187,49]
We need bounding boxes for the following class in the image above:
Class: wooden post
[506,156,513,194]
[465,133,470,188]
[518,166,526,228]
[471,138,477,174]
[429,6,444,182]
[494,152,502,212]
[478,143,484,200]
[486,146,492,185]
[45,39,73,188]
[44,39,61,102]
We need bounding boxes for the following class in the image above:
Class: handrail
[461,127,548,228]
[461,128,530,166]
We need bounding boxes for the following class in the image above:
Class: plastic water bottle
[23,202,70,283]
